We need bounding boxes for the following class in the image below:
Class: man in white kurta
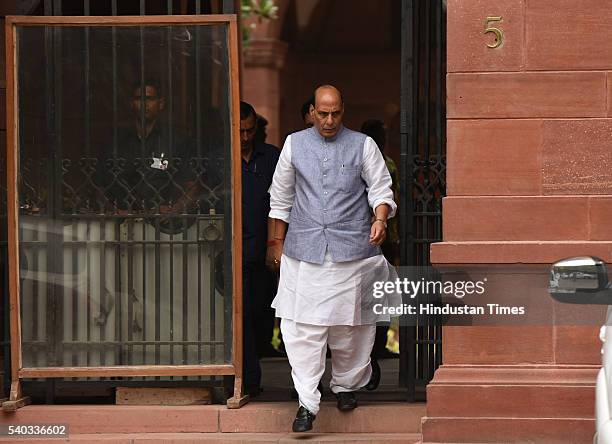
[266,85,397,432]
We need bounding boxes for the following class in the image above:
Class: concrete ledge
[0,402,426,435]
[421,417,594,443]
[0,405,223,434]
[423,365,598,443]
[220,402,426,433]
[2,432,422,443]
[431,364,599,385]
[428,385,594,418]
[430,241,612,264]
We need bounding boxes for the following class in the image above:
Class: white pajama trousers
[280,318,376,415]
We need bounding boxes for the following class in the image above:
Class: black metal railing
[19,154,232,370]
[399,0,446,401]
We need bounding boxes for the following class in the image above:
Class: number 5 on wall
[484,16,503,49]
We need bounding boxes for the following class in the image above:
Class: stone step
[222,402,425,433]
[427,383,595,418]
[3,432,422,443]
[421,417,594,443]
[0,401,426,434]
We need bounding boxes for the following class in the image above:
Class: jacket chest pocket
[339,165,362,193]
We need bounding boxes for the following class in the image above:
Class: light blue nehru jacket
[283,125,381,264]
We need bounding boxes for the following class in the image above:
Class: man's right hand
[265,240,284,273]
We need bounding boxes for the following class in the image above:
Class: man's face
[311,93,344,138]
[240,113,257,150]
[132,85,165,123]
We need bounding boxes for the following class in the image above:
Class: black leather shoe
[365,357,381,391]
[336,391,357,411]
[292,406,316,432]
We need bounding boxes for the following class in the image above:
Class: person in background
[360,118,401,391]
[283,97,316,143]
[96,78,199,219]
[300,97,315,128]
[240,101,280,397]
[93,79,199,331]
[254,114,269,145]
[360,119,400,264]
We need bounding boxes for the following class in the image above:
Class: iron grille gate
[399,0,446,401]
[2,0,237,402]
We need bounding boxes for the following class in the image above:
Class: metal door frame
[3,13,246,410]
[1,0,240,405]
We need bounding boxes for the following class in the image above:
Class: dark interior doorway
[253,0,446,403]
[1,0,447,404]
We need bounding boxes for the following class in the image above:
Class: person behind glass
[359,118,401,391]
[96,79,199,221]
[267,85,399,432]
[240,101,280,397]
[360,119,400,264]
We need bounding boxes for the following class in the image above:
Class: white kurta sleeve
[361,136,397,218]
[268,135,295,223]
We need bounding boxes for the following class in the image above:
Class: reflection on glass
[17,24,234,369]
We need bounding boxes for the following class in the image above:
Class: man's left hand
[369,220,387,246]
[266,241,284,273]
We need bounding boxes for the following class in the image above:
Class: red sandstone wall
[423,3,611,440]
[435,0,612,265]
[433,0,612,367]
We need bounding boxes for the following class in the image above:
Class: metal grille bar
[399,0,446,401]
